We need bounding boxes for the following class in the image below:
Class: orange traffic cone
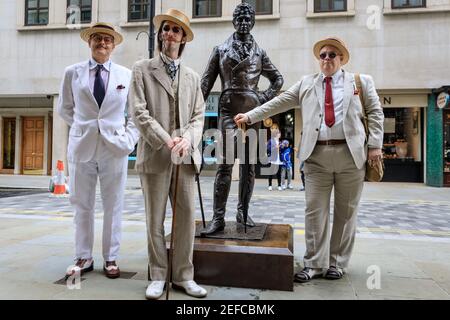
[53,160,66,195]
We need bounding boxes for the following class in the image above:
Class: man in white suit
[235,37,384,283]
[58,23,139,279]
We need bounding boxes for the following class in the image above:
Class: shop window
[128,0,149,22]
[382,108,423,182]
[2,118,16,170]
[314,0,347,13]
[383,108,421,160]
[392,0,426,9]
[242,0,273,15]
[193,0,222,18]
[25,0,49,26]
[67,0,92,24]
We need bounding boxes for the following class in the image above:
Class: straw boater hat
[153,8,194,42]
[80,22,123,45]
[313,37,350,65]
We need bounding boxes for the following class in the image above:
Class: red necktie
[324,76,335,127]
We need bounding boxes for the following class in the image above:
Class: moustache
[162,34,183,43]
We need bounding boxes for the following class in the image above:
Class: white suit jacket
[246,71,384,169]
[57,60,140,162]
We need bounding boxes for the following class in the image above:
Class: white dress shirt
[89,58,111,94]
[318,69,346,141]
[160,52,181,68]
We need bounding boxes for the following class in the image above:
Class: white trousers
[68,138,128,261]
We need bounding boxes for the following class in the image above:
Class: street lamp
[148,0,155,59]
[135,0,155,59]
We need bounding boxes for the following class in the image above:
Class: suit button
[319,114,323,117]
[316,129,319,132]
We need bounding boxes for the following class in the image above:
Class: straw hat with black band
[313,37,350,65]
[80,22,124,45]
[153,8,194,42]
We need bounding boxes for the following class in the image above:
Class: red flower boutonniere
[117,85,126,90]
[354,88,360,95]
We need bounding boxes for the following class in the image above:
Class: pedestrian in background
[280,139,293,190]
[267,128,283,191]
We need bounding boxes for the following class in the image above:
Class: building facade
[0,0,449,185]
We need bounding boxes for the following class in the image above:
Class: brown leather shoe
[65,258,94,277]
[103,261,120,279]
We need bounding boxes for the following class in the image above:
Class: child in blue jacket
[280,140,293,190]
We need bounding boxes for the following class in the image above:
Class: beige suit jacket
[246,71,384,169]
[128,56,205,173]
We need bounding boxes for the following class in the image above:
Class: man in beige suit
[128,9,206,299]
[235,37,384,283]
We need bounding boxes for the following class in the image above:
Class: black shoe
[200,218,225,236]
[236,211,256,227]
[324,266,344,280]
[294,267,323,283]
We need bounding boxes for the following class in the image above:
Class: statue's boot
[201,215,225,236]
[200,164,232,236]
[236,163,256,228]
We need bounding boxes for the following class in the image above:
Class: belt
[316,139,347,146]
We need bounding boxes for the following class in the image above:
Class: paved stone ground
[1,179,449,241]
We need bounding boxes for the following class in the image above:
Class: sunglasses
[163,25,181,34]
[91,34,114,44]
[319,52,339,60]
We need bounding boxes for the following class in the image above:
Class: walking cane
[195,172,206,228]
[237,122,249,233]
[166,163,180,300]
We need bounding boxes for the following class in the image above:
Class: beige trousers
[303,144,365,269]
[139,164,196,282]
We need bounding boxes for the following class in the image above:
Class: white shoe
[268,186,272,191]
[278,186,282,191]
[145,281,165,299]
[299,187,305,191]
[172,280,207,298]
[288,185,294,189]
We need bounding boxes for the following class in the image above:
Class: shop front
[378,90,429,183]
[428,87,450,187]
[444,107,450,186]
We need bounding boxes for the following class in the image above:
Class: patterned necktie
[166,61,178,81]
[324,76,335,127]
[93,65,106,108]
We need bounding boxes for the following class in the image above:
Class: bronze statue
[200,3,284,235]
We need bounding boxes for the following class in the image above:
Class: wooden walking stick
[166,164,180,300]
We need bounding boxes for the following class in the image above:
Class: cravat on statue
[324,76,335,127]
[94,65,106,108]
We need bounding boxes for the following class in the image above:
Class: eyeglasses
[319,52,339,60]
[163,25,181,34]
[91,34,114,44]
